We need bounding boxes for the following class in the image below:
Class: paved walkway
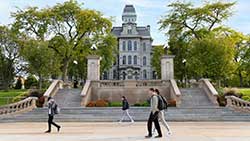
[0,122,250,141]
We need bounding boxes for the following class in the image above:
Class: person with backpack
[145,88,162,138]
[155,89,172,136]
[119,96,134,123]
[45,97,61,133]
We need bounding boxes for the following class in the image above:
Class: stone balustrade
[199,79,219,106]
[226,96,250,112]
[43,80,63,106]
[0,97,37,116]
[99,80,125,87]
[90,80,167,88]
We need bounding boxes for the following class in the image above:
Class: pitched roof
[123,5,136,13]
[111,26,151,37]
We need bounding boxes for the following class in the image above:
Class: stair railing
[43,80,63,106]
[169,79,181,107]
[0,97,38,117]
[199,79,219,106]
[226,96,250,112]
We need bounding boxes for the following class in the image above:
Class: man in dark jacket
[45,97,61,133]
[119,96,134,123]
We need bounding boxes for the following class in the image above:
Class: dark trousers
[48,115,60,131]
[147,111,162,136]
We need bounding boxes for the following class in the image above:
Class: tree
[187,35,235,85]
[151,45,165,78]
[12,0,117,81]
[20,40,61,89]
[0,26,21,90]
[159,1,237,85]
[159,1,235,40]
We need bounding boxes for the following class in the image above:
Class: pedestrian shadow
[79,136,168,141]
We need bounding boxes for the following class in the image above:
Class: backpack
[53,103,60,114]
[157,95,168,110]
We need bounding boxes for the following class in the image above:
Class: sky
[0,0,249,45]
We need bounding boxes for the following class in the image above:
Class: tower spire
[122,5,137,23]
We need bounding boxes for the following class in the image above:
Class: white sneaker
[131,120,134,123]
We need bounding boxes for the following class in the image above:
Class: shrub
[95,99,108,107]
[168,99,176,107]
[25,75,38,89]
[12,89,46,107]
[86,101,96,107]
[133,101,150,107]
[12,92,29,103]
[216,87,243,106]
[109,102,122,107]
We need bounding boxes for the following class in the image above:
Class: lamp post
[73,60,78,88]
[182,59,187,87]
[163,44,170,55]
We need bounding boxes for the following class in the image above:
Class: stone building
[104,5,155,80]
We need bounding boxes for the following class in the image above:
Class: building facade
[105,5,154,80]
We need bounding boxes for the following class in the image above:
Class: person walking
[45,97,61,133]
[119,96,134,123]
[155,89,172,136]
[145,88,162,138]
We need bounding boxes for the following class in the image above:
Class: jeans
[119,109,134,122]
[158,110,171,132]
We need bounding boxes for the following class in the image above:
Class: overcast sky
[0,0,249,45]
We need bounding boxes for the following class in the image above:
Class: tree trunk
[239,70,243,87]
[62,58,70,82]
[38,74,42,90]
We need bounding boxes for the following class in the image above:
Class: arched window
[134,56,137,65]
[128,40,132,51]
[128,55,132,65]
[134,41,137,51]
[122,56,126,65]
[143,70,147,79]
[143,56,147,66]
[122,41,126,51]
[143,42,146,52]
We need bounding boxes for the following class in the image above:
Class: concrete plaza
[0,122,250,141]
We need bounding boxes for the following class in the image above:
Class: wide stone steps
[53,88,82,107]
[2,107,250,122]
[180,88,215,107]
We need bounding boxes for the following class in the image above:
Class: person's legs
[119,110,126,122]
[159,111,171,133]
[50,115,61,132]
[125,109,134,122]
[45,115,53,133]
[146,112,153,137]
[153,112,162,137]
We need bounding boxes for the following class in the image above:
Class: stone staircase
[180,88,216,107]
[2,107,250,122]
[2,87,250,122]
[53,88,82,107]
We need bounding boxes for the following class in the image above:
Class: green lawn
[0,89,27,106]
[239,88,250,101]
